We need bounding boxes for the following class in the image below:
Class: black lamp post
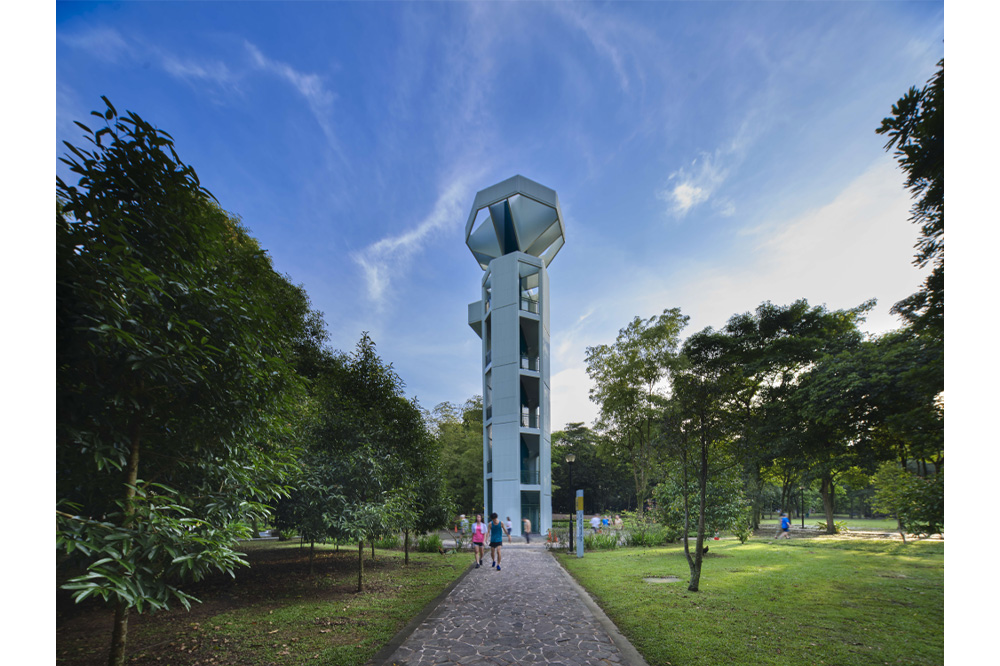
[799,486,805,528]
[566,453,576,552]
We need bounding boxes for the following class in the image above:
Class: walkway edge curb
[365,558,474,666]
[549,550,652,666]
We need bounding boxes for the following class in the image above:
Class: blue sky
[54,1,944,429]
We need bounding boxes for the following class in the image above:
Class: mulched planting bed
[56,541,466,666]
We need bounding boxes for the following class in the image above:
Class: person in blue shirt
[488,512,510,570]
[779,512,791,539]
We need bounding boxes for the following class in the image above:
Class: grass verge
[57,541,469,666]
[557,537,943,666]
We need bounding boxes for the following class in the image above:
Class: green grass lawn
[557,538,943,666]
[758,516,915,531]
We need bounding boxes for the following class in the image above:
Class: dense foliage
[57,99,314,666]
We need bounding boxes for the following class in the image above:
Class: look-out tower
[466,175,565,538]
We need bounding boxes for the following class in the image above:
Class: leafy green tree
[871,461,944,541]
[56,99,309,666]
[877,59,944,339]
[792,326,941,533]
[684,300,874,529]
[661,354,740,592]
[428,397,485,516]
[552,423,635,514]
[585,308,689,509]
[281,334,440,590]
[654,463,752,543]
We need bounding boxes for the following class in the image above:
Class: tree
[428,397,485,516]
[56,99,309,666]
[280,334,441,590]
[684,299,874,529]
[877,59,944,339]
[654,462,751,543]
[585,308,689,510]
[791,325,943,533]
[552,423,634,514]
[871,461,944,541]
[662,352,741,592]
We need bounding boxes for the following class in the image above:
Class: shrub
[584,532,620,550]
[374,534,401,549]
[816,520,848,534]
[417,533,443,553]
[733,520,754,544]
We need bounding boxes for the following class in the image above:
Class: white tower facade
[466,176,565,538]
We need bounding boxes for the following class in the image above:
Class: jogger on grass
[471,514,487,567]
[488,512,510,571]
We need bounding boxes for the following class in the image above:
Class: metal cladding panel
[491,303,519,369]
[493,477,520,535]
[490,254,520,309]
[492,420,520,482]
[492,362,520,425]
[468,301,483,337]
[541,268,550,335]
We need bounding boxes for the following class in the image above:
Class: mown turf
[557,537,943,666]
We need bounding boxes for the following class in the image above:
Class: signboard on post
[575,490,584,558]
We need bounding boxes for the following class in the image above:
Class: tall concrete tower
[466,175,565,538]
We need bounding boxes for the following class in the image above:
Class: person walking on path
[505,516,513,536]
[489,512,510,570]
[522,516,532,544]
[471,514,488,567]
[590,514,601,534]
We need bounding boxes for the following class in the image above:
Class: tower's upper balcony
[465,175,565,271]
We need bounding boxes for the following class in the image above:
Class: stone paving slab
[370,544,648,666]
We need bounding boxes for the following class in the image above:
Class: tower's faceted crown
[465,175,565,270]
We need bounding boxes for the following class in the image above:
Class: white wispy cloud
[59,26,133,62]
[244,41,341,157]
[348,6,499,313]
[159,53,239,92]
[351,171,483,308]
[659,153,729,217]
[549,2,648,93]
[551,158,922,428]
[59,26,242,98]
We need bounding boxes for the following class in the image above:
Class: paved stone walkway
[371,543,648,666]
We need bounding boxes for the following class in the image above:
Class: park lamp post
[799,486,805,528]
[566,453,576,551]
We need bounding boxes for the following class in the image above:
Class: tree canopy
[57,99,313,666]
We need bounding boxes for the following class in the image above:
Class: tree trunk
[357,541,364,592]
[687,425,709,593]
[819,472,836,534]
[309,541,315,575]
[108,417,142,666]
[404,529,410,565]
[684,423,708,592]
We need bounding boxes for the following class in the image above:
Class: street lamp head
[565,453,576,463]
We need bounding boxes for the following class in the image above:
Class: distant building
[466,175,565,537]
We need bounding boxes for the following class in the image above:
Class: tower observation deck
[466,175,565,538]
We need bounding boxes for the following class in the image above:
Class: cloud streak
[244,41,342,158]
[659,150,735,218]
[351,171,482,307]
